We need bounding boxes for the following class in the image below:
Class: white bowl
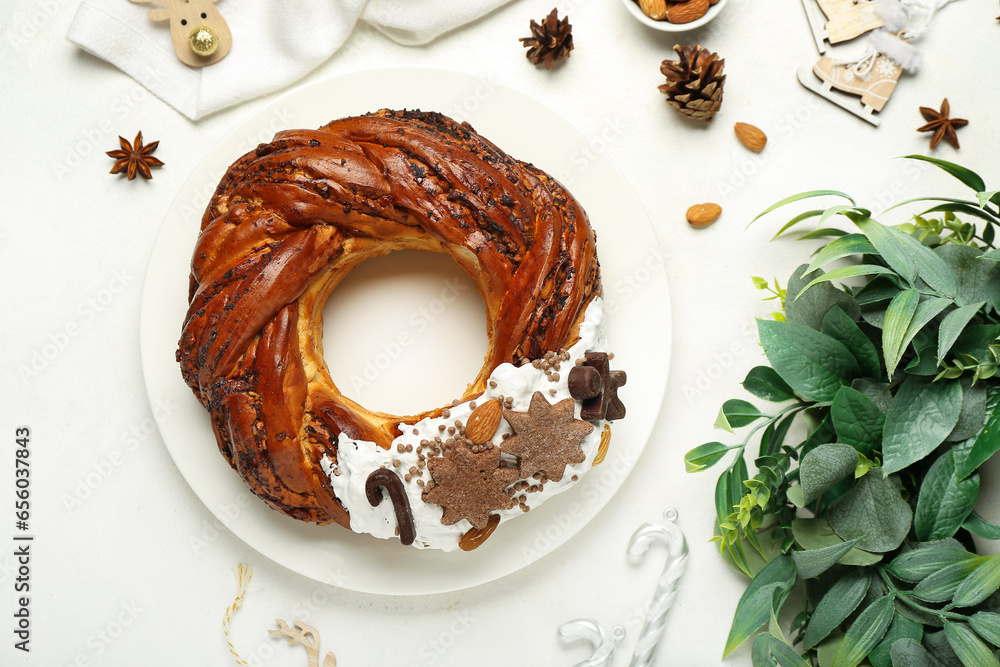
[621,0,728,31]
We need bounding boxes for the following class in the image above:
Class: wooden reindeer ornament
[130,0,232,67]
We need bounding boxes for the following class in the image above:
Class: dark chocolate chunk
[578,352,628,421]
[568,365,602,400]
[604,371,627,421]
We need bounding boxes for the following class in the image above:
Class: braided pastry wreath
[177,110,626,551]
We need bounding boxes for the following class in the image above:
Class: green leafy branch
[688,157,1000,666]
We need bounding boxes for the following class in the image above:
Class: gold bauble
[188,27,219,57]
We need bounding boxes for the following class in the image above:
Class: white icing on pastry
[322,297,610,551]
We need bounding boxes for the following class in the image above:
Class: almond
[666,0,710,23]
[459,513,501,551]
[465,399,503,445]
[686,203,722,228]
[734,122,767,152]
[592,424,612,466]
[638,0,667,20]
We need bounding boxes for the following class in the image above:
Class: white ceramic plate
[139,67,671,595]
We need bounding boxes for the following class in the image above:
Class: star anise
[106,131,164,180]
[520,9,573,69]
[917,99,968,150]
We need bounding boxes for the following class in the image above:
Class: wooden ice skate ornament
[130,0,232,67]
[797,31,911,126]
[799,0,885,53]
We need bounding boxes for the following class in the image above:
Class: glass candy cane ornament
[626,508,689,667]
[559,619,626,667]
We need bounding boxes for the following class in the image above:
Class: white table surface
[3,0,999,665]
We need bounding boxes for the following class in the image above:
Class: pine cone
[520,9,573,69]
[659,44,726,122]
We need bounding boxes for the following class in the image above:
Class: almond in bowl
[623,0,727,31]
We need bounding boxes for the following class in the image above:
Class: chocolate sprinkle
[365,468,416,546]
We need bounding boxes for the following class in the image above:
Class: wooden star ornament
[917,99,968,150]
[423,441,518,529]
[502,391,594,482]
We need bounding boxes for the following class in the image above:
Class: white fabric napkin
[66,0,515,121]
